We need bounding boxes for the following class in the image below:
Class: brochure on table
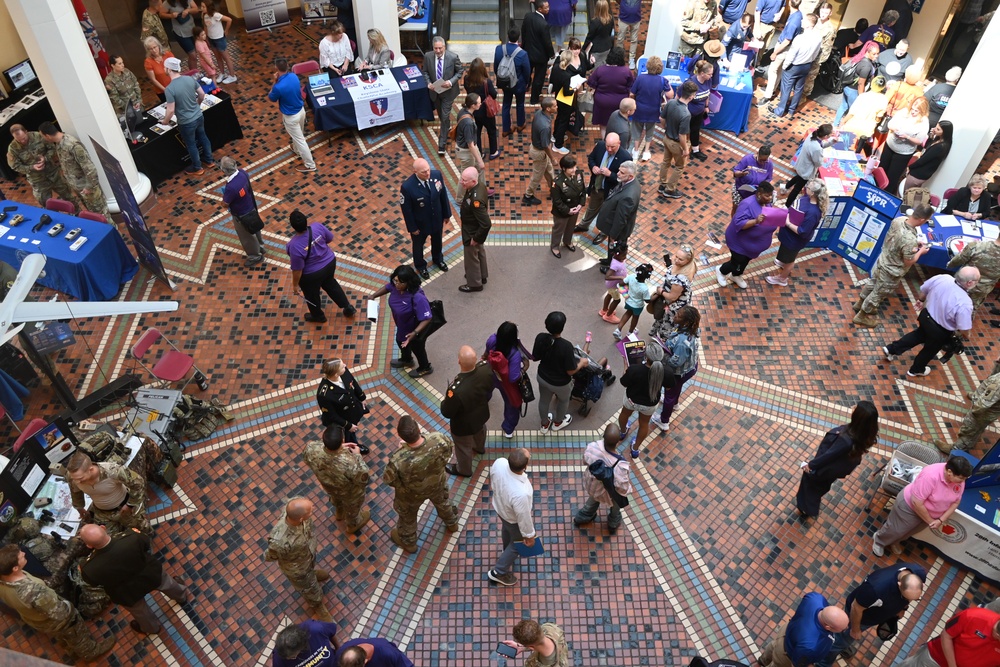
[807,180,902,273]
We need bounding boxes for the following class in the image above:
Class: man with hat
[162,55,213,175]
[679,0,720,57]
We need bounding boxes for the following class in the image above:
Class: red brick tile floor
[2,17,999,667]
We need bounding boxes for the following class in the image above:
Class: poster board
[241,0,291,32]
[806,180,902,273]
[0,436,50,533]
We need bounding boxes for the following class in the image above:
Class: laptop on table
[309,73,334,96]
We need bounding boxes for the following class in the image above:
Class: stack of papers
[934,215,961,228]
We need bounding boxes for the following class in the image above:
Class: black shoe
[437,149,446,156]
[692,151,707,162]
[420,269,430,280]
[522,195,542,206]
[573,224,590,233]
[482,277,488,284]
[408,365,434,378]
[459,284,484,292]
[342,306,357,317]
[436,261,449,272]
[304,313,327,323]
[390,358,414,369]
[445,463,472,478]
[358,444,370,455]
[598,265,609,274]
[592,233,607,244]
[659,189,684,200]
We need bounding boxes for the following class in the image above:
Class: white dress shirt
[490,458,536,538]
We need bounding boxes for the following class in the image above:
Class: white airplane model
[0,254,179,346]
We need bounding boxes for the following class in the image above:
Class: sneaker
[222,75,237,84]
[764,275,787,286]
[658,188,683,200]
[297,166,318,172]
[907,367,932,377]
[599,309,607,317]
[882,346,898,362]
[613,328,623,340]
[731,275,748,289]
[691,151,707,162]
[641,150,651,162]
[872,539,885,557]
[630,448,640,459]
[555,146,570,154]
[540,413,553,434]
[522,195,542,206]
[390,358,414,369]
[408,366,434,378]
[487,569,518,586]
[649,415,669,432]
[716,265,730,287]
[184,166,205,175]
[602,313,621,324]
[503,430,514,439]
[245,255,264,267]
[551,414,572,431]
[890,542,904,555]
[628,57,636,70]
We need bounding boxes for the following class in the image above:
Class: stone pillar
[924,13,1000,197]
[354,0,402,63]
[4,0,152,211]
[644,0,691,61]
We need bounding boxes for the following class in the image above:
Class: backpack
[588,457,629,507]
[839,58,864,90]
[818,53,844,94]
[496,45,522,89]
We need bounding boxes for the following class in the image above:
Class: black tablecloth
[307,66,434,131]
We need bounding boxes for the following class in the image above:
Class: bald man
[79,524,189,635]
[440,345,495,476]
[759,593,850,667]
[264,498,333,622]
[458,166,492,293]
[400,157,453,280]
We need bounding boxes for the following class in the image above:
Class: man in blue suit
[494,27,532,137]
[400,157,453,279]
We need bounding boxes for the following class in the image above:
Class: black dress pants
[529,60,548,103]
[299,258,350,320]
[411,229,443,272]
[887,309,953,374]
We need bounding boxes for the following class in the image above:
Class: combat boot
[852,298,863,312]
[346,508,371,535]
[315,569,330,582]
[390,528,417,553]
[852,311,879,328]
[80,636,116,661]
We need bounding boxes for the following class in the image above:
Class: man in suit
[400,157,453,279]
[494,27,532,136]
[596,161,640,268]
[576,133,632,240]
[79,524,190,635]
[521,0,555,104]
[423,37,464,155]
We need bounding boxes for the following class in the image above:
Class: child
[192,27,217,81]
[614,263,654,340]
[600,242,628,324]
[201,0,237,83]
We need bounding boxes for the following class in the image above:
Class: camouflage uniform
[948,240,1000,308]
[803,19,837,97]
[264,517,324,607]
[679,0,719,57]
[954,369,1000,451]
[6,132,76,208]
[855,217,920,320]
[384,432,460,550]
[53,133,110,219]
[302,441,371,532]
[69,461,150,536]
[0,572,113,660]
[524,623,570,667]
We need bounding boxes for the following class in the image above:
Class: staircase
[449,0,590,64]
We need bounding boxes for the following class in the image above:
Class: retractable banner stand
[241,0,291,33]
[90,139,175,290]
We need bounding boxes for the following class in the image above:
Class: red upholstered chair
[45,198,75,215]
[78,211,108,224]
[131,328,207,391]
[12,418,47,453]
[930,194,941,208]
[181,69,200,78]
[943,187,958,202]
[872,167,890,190]
[292,60,320,76]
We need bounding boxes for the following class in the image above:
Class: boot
[852,311,879,328]
[310,605,334,623]
[315,568,330,582]
[852,298,864,313]
[346,507,371,535]
[80,636,116,661]
[390,528,418,554]
[335,506,346,521]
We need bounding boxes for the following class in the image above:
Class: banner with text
[916,511,1000,585]
[344,71,404,127]
[241,0,290,33]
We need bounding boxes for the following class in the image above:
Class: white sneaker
[629,58,636,70]
[650,415,669,432]
[540,412,553,434]
[613,328,623,340]
[872,539,885,557]
[641,150,651,162]
[731,275,748,289]
[764,275,787,286]
[715,265,729,287]
[555,146,570,154]
[882,346,898,361]
[551,414,572,431]
[222,74,237,84]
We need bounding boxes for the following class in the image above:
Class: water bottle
[585,331,592,344]
[194,371,209,391]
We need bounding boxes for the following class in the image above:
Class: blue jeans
[178,115,213,170]
[833,86,859,126]
[501,87,526,133]
[774,62,811,117]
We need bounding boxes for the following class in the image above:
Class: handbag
[237,208,265,234]
[412,297,446,342]
[484,93,500,118]
[577,88,594,113]
[646,293,666,319]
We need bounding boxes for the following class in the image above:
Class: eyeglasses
[679,245,693,254]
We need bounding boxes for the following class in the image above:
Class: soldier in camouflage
[384,415,460,554]
[953,362,1000,452]
[853,204,933,328]
[264,498,334,622]
[6,124,77,208]
[303,425,371,534]
[66,451,150,536]
[0,545,115,661]
[948,238,1000,309]
[38,122,111,220]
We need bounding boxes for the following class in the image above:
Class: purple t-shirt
[286,223,335,274]
[733,153,773,195]
[605,257,627,288]
[630,74,670,123]
[272,621,338,667]
[686,76,713,116]
[335,638,414,667]
[777,197,821,254]
[387,284,432,343]
[725,196,774,258]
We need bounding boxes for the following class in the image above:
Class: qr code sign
[259,9,276,25]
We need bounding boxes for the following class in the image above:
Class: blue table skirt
[0,201,138,300]
[662,68,752,135]
[307,66,435,131]
[919,216,1000,271]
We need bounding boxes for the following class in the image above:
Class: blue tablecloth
[0,201,138,300]
[918,215,1000,270]
[659,67,753,135]
[307,65,435,131]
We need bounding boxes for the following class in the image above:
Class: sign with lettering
[854,180,902,219]
[808,181,902,273]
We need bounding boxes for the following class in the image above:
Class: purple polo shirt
[733,153,773,192]
[286,222,335,274]
[725,196,774,258]
[272,621,338,667]
[387,284,432,343]
[222,168,255,217]
[922,274,973,332]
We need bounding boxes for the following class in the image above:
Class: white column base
[105,172,153,214]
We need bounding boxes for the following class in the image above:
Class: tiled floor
[2,11,1000,667]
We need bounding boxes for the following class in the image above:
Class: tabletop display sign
[345,71,406,127]
[0,436,49,534]
[241,0,290,33]
[302,1,337,21]
[807,180,901,273]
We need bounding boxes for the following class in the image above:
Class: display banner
[72,0,109,76]
[90,139,174,290]
[915,511,1000,585]
[806,180,901,273]
[302,1,338,20]
[241,0,290,33]
[344,71,405,127]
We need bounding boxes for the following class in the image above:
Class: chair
[872,167,890,190]
[181,68,200,78]
[130,328,207,391]
[78,211,108,224]
[292,60,320,76]
[0,404,19,435]
[12,418,47,454]
[930,194,941,208]
[867,440,944,510]
[45,198,75,215]
[943,187,958,203]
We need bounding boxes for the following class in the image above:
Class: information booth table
[307,66,434,131]
[916,215,1000,271]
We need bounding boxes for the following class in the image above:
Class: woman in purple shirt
[588,46,635,132]
[369,265,434,378]
[685,58,717,162]
[767,179,827,286]
[717,181,775,289]
[629,55,673,161]
[484,321,527,438]
[285,210,356,323]
[730,144,773,214]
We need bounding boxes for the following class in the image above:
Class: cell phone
[496,643,518,658]
[2,205,16,213]
[65,227,82,241]
[707,232,720,245]
[662,252,672,268]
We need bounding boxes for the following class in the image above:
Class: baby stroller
[570,344,616,416]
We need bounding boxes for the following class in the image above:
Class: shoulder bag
[235,179,265,234]
[411,294,446,342]
[484,84,500,118]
